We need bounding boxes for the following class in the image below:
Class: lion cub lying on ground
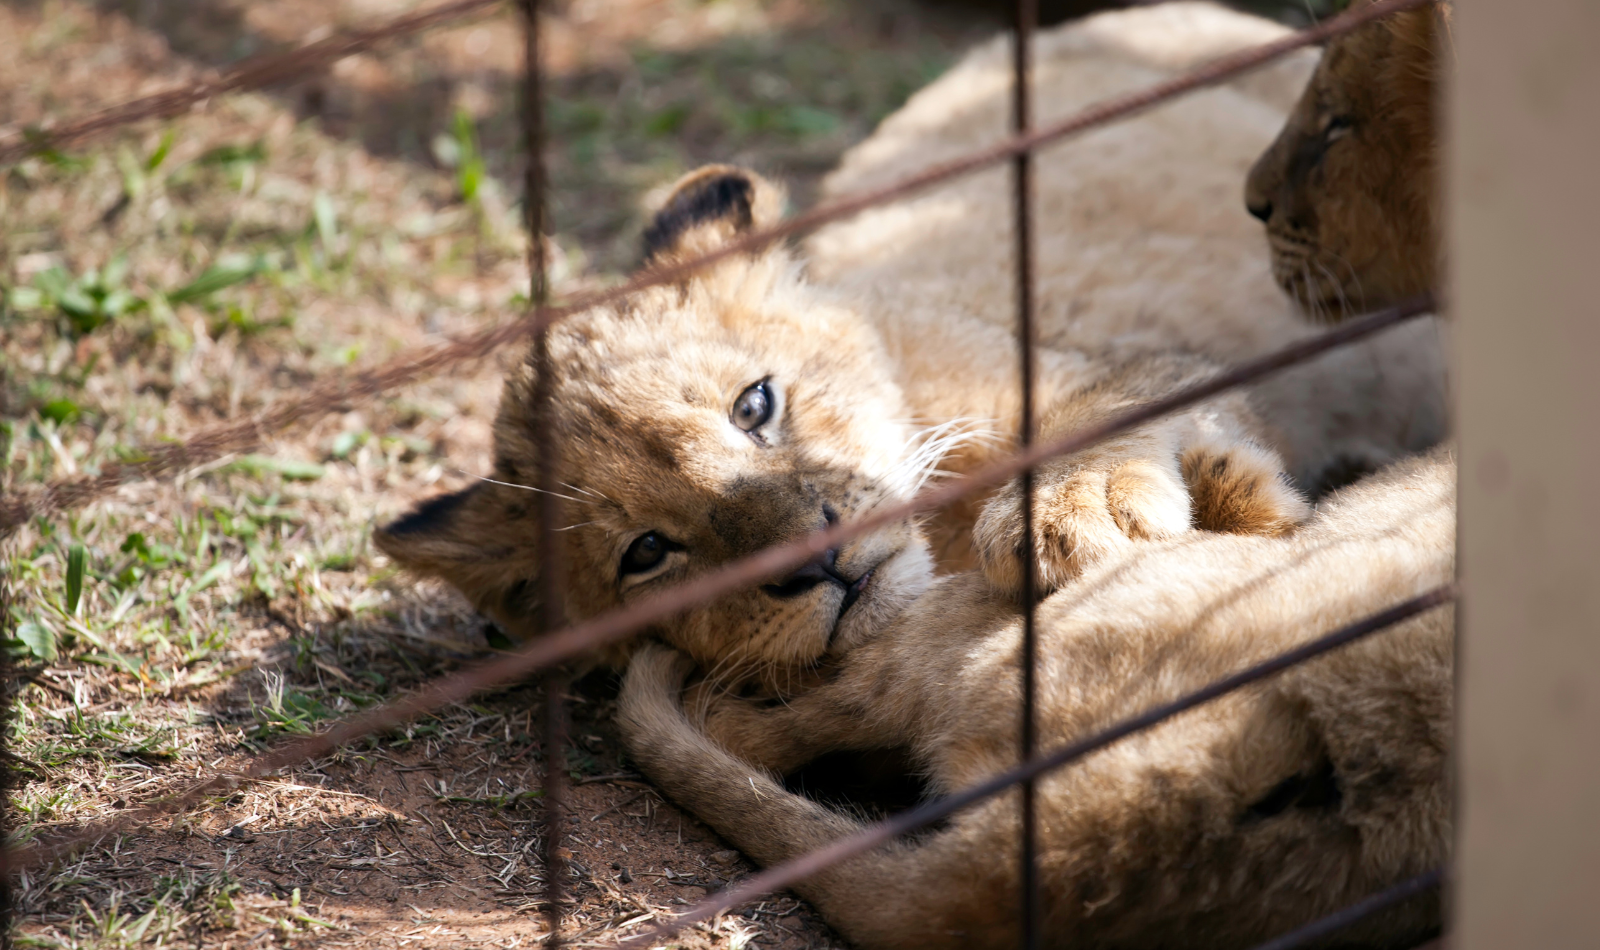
[376,166,1307,666]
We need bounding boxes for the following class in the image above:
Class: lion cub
[1246,0,1448,320]
[376,166,1307,683]
[804,1,1447,493]
[374,164,1446,945]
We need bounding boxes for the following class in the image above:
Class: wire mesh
[1010,0,1042,946]
[0,1,1454,946]
[1,295,1437,877]
[0,0,1432,539]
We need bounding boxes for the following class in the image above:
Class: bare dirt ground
[1,1,993,947]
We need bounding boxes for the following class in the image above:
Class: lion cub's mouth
[764,548,885,646]
[826,564,881,649]
[836,567,875,619]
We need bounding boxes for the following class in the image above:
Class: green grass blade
[65,543,86,615]
[224,454,325,481]
[167,255,264,304]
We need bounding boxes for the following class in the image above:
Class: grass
[11,863,337,950]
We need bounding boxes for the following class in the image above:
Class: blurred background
[6,0,1342,276]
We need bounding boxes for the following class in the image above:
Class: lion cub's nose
[763,548,846,599]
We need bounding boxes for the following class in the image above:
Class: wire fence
[0,0,1449,947]
[0,292,1436,874]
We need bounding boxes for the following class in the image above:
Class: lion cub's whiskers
[458,471,597,507]
[1316,249,1370,314]
[1299,261,1326,322]
[688,653,761,724]
[895,418,996,497]
[561,481,616,505]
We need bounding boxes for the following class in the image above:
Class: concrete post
[1452,0,1600,945]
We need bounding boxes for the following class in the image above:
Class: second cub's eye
[621,532,672,575]
[732,380,774,432]
[1324,116,1354,144]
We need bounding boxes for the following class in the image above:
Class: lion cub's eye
[1324,116,1354,144]
[621,532,674,576]
[732,380,774,432]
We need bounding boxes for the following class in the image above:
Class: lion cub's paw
[1181,441,1311,537]
[974,457,1192,597]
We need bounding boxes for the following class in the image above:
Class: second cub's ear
[640,165,785,266]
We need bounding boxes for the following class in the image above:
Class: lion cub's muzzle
[763,546,878,649]
[759,503,876,613]
[763,547,873,611]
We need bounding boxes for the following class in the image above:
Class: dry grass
[1,1,990,947]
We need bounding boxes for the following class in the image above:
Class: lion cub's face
[376,167,934,686]
[1244,2,1445,322]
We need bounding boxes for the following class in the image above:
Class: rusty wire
[1010,0,1041,946]
[0,0,1431,540]
[517,0,569,944]
[0,517,13,928]
[0,0,504,166]
[1246,868,1444,950]
[616,586,1458,948]
[0,1,1452,944]
[0,294,1436,876]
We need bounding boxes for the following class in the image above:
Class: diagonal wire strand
[1244,868,1444,950]
[0,0,505,165]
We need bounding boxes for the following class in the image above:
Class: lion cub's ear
[374,484,543,642]
[640,164,786,266]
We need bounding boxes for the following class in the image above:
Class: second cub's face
[1243,8,1441,322]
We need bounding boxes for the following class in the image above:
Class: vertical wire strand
[1,537,13,944]
[521,1,567,946]
[1011,0,1040,947]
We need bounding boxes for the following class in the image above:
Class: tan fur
[618,449,1455,949]
[1245,0,1448,321]
[807,1,1448,493]
[375,165,1307,683]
